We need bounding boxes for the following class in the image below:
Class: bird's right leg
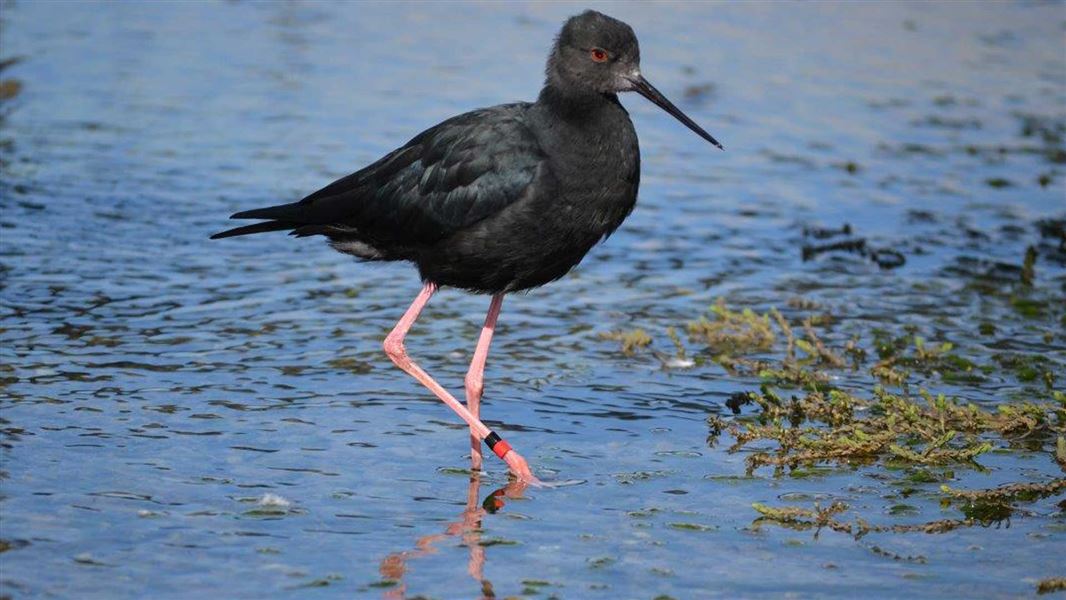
[383,283,536,483]
[464,293,504,471]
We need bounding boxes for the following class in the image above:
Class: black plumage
[212,10,721,293]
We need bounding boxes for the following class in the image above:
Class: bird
[211,10,722,484]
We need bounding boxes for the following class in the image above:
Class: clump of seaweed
[752,478,1064,549]
[870,332,991,386]
[610,297,1062,402]
[686,299,775,356]
[600,328,652,356]
[608,299,1064,480]
[678,303,849,391]
[752,500,983,541]
[942,481,1066,505]
[1038,578,1066,595]
[709,385,1059,476]
[939,480,1066,523]
[680,299,1066,564]
[684,299,1064,496]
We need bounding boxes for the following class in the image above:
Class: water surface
[1,2,1064,598]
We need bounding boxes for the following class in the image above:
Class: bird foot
[501,449,541,485]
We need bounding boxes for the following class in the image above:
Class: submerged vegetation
[599,328,652,356]
[603,266,1065,575]
[1039,578,1066,595]
[708,386,1059,473]
[609,297,1065,469]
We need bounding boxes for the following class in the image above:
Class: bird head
[547,10,723,150]
[548,10,641,97]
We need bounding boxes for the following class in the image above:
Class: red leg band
[492,439,512,459]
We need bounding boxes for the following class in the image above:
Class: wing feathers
[211,103,548,250]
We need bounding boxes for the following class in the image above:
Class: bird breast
[540,105,641,236]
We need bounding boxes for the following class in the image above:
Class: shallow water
[1,2,1064,598]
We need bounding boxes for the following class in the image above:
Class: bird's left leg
[464,293,504,471]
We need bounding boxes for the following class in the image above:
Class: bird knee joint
[383,337,407,362]
[465,373,484,396]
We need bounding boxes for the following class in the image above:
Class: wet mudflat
[1,2,1063,598]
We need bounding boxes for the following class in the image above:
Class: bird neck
[536,84,619,120]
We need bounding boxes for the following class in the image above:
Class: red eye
[590,48,608,63]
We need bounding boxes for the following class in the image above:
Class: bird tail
[210,202,304,239]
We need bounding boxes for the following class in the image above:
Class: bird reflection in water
[378,473,529,599]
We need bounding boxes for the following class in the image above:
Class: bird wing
[224,103,548,249]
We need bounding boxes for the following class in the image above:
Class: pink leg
[383,283,536,482]
[465,294,504,471]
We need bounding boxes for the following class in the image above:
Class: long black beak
[629,74,723,150]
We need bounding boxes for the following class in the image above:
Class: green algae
[939,479,1066,521]
[753,499,989,539]
[686,299,776,356]
[667,522,716,532]
[600,328,652,356]
[708,384,1057,475]
[612,296,1064,578]
[620,300,1066,468]
[1038,578,1066,595]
